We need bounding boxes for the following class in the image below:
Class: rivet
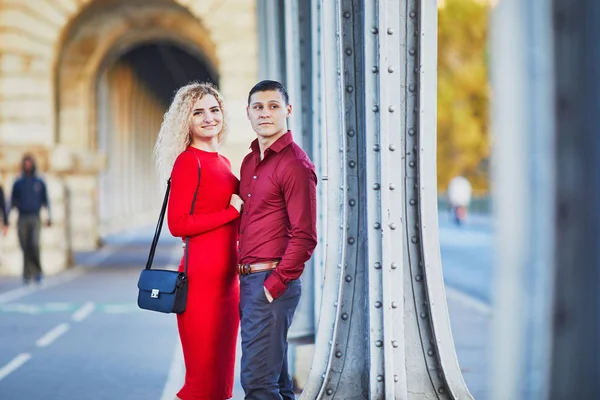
[345,275,352,282]
[349,160,356,168]
[373,144,380,152]
[335,350,343,358]
[372,105,379,112]
[348,129,355,137]
[345,48,352,56]
[349,199,356,206]
[375,301,382,308]
[374,222,381,229]
[389,183,396,190]
[326,389,334,395]
[391,262,397,269]
[334,302,338,307]
[373,183,380,190]
[409,199,416,206]
[409,161,415,168]
[428,349,435,356]
[409,128,416,136]
[374,262,382,269]
[409,11,416,18]
[387,28,394,35]
[388,105,395,113]
[377,375,384,382]
[388,66,394,73]
[438,387,446,394]
[409,48,416,56]
[376,340,383,347]
[394,375,399,382]
[346,85,354,93]
[341,313,349,320]
[372,66,379,73]
[409,84,416,92]
[343,11,351,18]
[348,237,355,245]
[392,301,398,308]
[389,223,396,230]
[371,27,378,34]
[415,274,423,282]
[420,312,427,318]
[392,340,399,348]
[389,144,396,151]
[411,236,418,244]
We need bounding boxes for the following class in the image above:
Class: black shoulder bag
[137,155,201,314]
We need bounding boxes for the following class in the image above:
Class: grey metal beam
[299,0,473,398]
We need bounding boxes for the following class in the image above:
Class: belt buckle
[239,264,251,276]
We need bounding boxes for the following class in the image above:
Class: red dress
[167,147,241,399]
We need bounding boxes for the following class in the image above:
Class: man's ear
[246,106,250,120]
[286,104,292,118]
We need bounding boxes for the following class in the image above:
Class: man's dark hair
[247,80,289,105]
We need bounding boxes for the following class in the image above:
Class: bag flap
[137,269,182,294]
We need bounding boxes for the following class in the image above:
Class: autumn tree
[437,0,490,193]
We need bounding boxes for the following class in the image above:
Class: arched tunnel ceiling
[118,41,217,106]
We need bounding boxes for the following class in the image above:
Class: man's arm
[264,159,318,300]
[41,179,51,226]
[0,186,7,225]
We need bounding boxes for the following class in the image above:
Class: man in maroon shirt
[237,80,318,400]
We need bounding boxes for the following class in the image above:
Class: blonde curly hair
[154,82,228,184]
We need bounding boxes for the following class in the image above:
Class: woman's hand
[230,194,245,213]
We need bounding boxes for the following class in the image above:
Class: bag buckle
[151,289,160,298]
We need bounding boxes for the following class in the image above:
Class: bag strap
[145,152,201,274]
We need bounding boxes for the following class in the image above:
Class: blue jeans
[239,271,301,400]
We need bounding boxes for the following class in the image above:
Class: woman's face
[189,94,223,143]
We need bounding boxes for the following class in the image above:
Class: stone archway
[0,0,257,274]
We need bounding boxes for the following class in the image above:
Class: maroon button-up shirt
[238,131,318,299]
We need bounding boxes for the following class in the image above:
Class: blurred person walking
[9,154,51,284]
[154,82,244,400]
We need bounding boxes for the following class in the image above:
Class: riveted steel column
[300,0,473,398]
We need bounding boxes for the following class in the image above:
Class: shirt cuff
[264,272,287,300]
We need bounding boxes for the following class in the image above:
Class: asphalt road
[0,215,493,400]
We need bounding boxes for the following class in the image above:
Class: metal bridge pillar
[281,0,471,398]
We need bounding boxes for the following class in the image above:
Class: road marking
[72,302,95,322]
[160,342,185,400]
[0,353,31,382]
[103,304,140,314]
[35,323,70,347]
[445,286,493,316]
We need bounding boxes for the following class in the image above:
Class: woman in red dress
[154,82,244,399]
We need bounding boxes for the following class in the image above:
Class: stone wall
[0,0,258,275]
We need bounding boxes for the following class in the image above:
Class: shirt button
[238,249,241,253]
[247,193,252,198]
[244,212,248,215]
[253,175,257,180]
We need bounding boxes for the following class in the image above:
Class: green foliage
[437,0,490,193]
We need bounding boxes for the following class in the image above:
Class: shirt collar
[250,130,294,155]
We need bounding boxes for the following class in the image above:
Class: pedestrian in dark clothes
[9,154,51,284]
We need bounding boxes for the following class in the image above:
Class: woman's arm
[167,152,239,237]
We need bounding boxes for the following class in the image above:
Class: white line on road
[35,323,70,348]
[445,286,493,316]
[0,353,31,382]
[160,342,185,400]
[72,302,95,322]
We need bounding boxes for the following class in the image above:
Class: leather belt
[237,261,279,276]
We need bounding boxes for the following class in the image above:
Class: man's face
[23,159,33,173]
[246,90,292,139]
